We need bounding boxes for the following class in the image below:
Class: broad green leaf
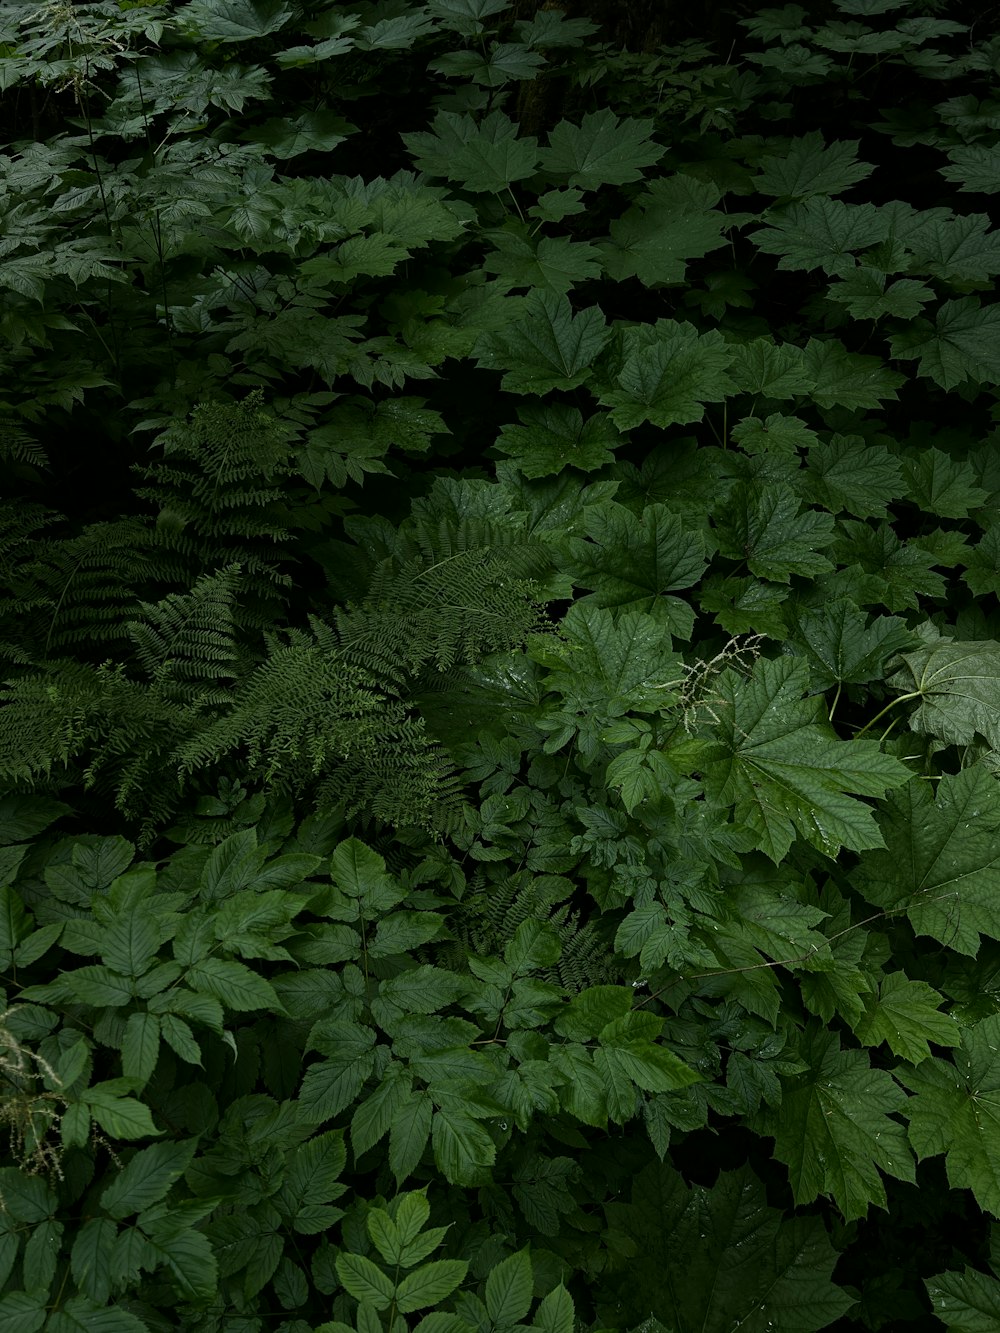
[85,1086,163,1140]
[352,1065,413,1157]
[482,228,602,294]
[63,966,134,1007]
[598,1023,700,1093]
[853,973,960,1064]
[805,434,905,517]
[750,198,888,274]
[176,0,292,41]
[47,1296,149,1333]
[492,404,620,478]
[753,132,874,199]
[828,519,946,610]
[251,110,354,156]
[803,338,905,409]
[700,656,911,863]
[431,1105,496,1185]
[549,1045,607,1127]
[594,322,735,430]
[939,143,1000,193]
[472,290,611,395]
[889,298,1000,390]
[787,598,915,690]
[538,109,664,190]
[903,447,988,519]
[601,1161,852,1330]
[186,958,283,1012]
[756,1027,914,1219]
[100,1139,197,1220]
[565,501,707,634]
[402,111,539,193]
[279,1129,346,1210]
[485,1248,533,1325]
[715,482,836,582]
[887,635,1000,749]
[731,413,819,457]
[159,1014,202,1066]
[898,1016,1000,1215]
[903,212,1000,284]
[926,1262,1000,1328]
[394,1259,468,1313]
[726,338,811,399]
[504,918,561,973]
[825,267,933,320]
[336,1253,395,1310]
[965,526,1000,597]
[599,174,729,285]
[554,986,633,1041]
[428,44,545,88]
[299,1026,376,1123]
[100,910,163,977]
[855,766,1000,956]
[533,1284,575,1333]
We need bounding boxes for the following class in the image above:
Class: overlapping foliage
[2,0,1000,1328]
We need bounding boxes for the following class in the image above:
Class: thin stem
[853,690,920,740]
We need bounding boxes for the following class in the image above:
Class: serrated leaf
[100,1139,197,1220]
[898,1015,1000,1215]
[926,1262,1000,1328]
[395,1259,469,1313]
[753,132,874,199]
[390,1093,433,1185]
[726,338,811,399]
[85,1087,163,1140]
[826,267,934,320]
[402,111,539,193]
[889,298,1000,390]
[853,973,960,1064]
[176,0,292,41]
[805,434,905,517]
[903,447,988,519]
[731,413,819,457]
[336,1253,395,1310]
[700,656,911,863]
[121,1013,160,1086]
[787,598,915,690]
[602,1160,852,1330]
[431,1105,496,1185]
[887,635,1000,750]
[186,958,283,1012]
[715,482,836,582]
[939,143,1000,193]
[750,198,889,274]
[482,228,602,294]
[756,1027,914,1219]
[599,174,729,285]
[485,1248,533,1325]
[803,337,905,409]
[472,289,611,395]
[493,403,619,478]
[539,109,664,190]
[855,766,1000,957]
[594,322,735,430]
[47,1296,150,1333]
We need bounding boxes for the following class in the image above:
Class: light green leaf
[176,0,292,41]
[853,973,960,1064]
[394,1259,469,1313]
[855,766,1000,957]
[756,1027,914,1219]
[485,1248,533,1325]
[85,1086,163,1140]
[533,1284,575,1333]
[594,322,735,430]
[700,656,912,863]
[100,1139,197,1220]
[887,635,1000,749]
[539,109,664,190]
[899,1015,1000,1215]
[753,132,874,199]
[472,290,611,395]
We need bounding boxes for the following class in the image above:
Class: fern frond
[0,420,47,468]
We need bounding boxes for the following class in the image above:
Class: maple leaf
[401,111,539,193]
[787,598,915,691]
[492,404,619,478]
[750,198,889,274]
[538,109,664,190]
[752,131,875,200]
[715,482,836,583]
[889,297,1000,391]
[471,290,611,395]
[599,174,730,286]
[897,1015,1000,1216]
[805,434,905,518]
[852,972,961,1064]
[593,322,735,430]
[699,656,911,863]
[854,766,1000,956]
[753,1026,914,1220]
